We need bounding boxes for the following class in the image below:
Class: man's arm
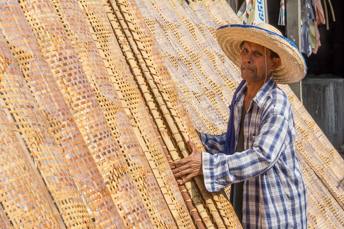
[198,131,227,154]
[203,111,289,192]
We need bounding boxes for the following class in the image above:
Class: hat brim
[216,24,306,84]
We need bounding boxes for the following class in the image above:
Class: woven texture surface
[0,0,342,228]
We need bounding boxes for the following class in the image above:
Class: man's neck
[245,80,265,99]
[243,79,268,111]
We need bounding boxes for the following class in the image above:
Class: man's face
[240,41,280,83]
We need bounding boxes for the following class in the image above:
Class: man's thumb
[187,141,196,153]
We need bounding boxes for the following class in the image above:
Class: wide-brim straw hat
[216,22,306,84]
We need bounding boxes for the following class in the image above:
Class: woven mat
[0,0,342,228]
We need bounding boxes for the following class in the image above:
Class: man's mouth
[241,67,254,72]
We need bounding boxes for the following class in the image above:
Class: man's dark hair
[240,41,280,59]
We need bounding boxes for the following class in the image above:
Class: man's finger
[186,141,192,152]
[172,163,191,175]
[183,172,197,183]
[191,142,197,153]
[186,141,196,153]
[174,168,193,179]
[172,156,191,167]
[187,141,197,153]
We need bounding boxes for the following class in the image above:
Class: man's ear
[271,57,281,70]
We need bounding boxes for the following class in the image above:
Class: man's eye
[241,48,248,54]
[253,51,262,57]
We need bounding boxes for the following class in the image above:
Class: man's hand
[172,141,202,184]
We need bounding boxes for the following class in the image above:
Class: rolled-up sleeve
[202,112,289,192]
[198,132,227,155]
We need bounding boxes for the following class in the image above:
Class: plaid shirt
[201,79,307,228]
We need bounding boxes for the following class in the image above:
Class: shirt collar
[233,80,247,104]
[235,78,276,108]
[252,78,276,108]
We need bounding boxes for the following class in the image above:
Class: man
[172,23,307,228]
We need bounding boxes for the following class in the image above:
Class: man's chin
[241,73,262,83]
[241,73,253,81]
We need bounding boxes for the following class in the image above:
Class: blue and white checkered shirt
[201,79,307,228]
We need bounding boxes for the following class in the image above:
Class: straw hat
[216,22,306,84]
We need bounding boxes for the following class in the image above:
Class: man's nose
[243,54,253,65]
